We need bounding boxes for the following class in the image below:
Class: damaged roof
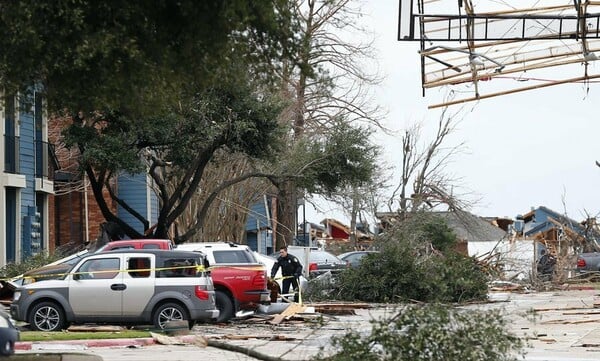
[377,210,507,243]
[434,210,507,243]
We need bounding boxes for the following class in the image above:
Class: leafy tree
[0,1,296,240]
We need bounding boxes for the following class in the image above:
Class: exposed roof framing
[398,0,600,108]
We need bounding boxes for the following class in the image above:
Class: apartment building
[1,91,57,265]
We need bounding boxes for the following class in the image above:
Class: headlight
[22,277,36,285]
[12,291,20,302]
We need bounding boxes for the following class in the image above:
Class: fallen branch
[206,339,283,361]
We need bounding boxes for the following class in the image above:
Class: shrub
[315,303,524,361]
[334,213,489,303]
[0,252,60,278]
[0,242,83,278]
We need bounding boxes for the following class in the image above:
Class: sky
[303,1,600,227]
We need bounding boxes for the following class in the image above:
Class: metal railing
[35,140,57,180]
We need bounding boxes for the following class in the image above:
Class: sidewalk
[14,289,600,361]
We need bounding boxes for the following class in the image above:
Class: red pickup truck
[175,242,270,322]
[96,239,174,252]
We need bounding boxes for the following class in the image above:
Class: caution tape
[1,263,272,283]
[5,264,207,282]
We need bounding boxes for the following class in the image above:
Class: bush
[0,252,60,278]
[0,242,83,278]
[315,303,524,361]
[334,213,489,303]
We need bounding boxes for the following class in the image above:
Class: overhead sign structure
[398,1,600,108]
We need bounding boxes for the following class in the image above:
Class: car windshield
[212,249,257,264]
[310,251,343,263]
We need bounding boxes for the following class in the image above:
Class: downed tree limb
[151,332,284,361]
[206,339,283,361]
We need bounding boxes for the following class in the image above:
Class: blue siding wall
[18,96,37,258]
[245,199,270,231]
[247,233,258,251]
[245,197,272,253]
[117,173,158,236]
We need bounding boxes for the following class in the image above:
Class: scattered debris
[488,280,526,292]
[269,303,307,325]
[150,332,207,347]
[306,302,370,315]
[67,325,126,332]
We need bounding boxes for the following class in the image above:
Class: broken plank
[269,303,306,325]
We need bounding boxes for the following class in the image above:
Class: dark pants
[282,276,299,302]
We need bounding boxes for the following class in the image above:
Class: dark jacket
[271,254,303,278]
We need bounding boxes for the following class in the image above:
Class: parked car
[11,239,174,286]
[95,239,174,252]
[282,247,348,278]
[337,250,379,268]
[0,310,18,356]
[175,242,270,322]
[10,249,219,331]
[576,252,600,272]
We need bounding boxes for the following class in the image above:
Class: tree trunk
[276,180,297,250]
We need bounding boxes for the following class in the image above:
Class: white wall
[469,239,536,281]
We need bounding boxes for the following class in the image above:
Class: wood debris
[305,302,370,315]
[269,303,306,325]
[217,334,296,341]
[541,318,600,325]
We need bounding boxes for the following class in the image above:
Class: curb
[16,337,156,351]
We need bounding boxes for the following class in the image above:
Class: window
[77,258,120,280]
[157,258,198,278]
[4,93,18,173]
[213,250,256,264]
[127,257,151,278]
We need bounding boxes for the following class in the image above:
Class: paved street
[14,288,600,361]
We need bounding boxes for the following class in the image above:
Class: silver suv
[10,250,219,331]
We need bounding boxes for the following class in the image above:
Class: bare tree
[389,107,476,217]
[275,0,384,248]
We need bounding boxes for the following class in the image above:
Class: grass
[19,329,152,342]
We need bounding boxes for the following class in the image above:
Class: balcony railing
[4,135,20,174]
[35,140,58,180]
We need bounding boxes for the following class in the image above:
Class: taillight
[195,285,209,300]
[577,258,586,268]
[252,271,267,288]
[309,263,317,272]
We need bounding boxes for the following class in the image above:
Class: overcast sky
[303,1,600,226]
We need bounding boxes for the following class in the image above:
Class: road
[15,289,600,361]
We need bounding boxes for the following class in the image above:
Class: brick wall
[48,116,117,254]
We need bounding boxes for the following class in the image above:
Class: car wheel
[0,340,14,356]
[215,290,234,323]
[153,303,189,330]
[28,301,67,331]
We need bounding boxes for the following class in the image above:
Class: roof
[434,211,507,242]
[376,210,507,243]
[521,206,600,242]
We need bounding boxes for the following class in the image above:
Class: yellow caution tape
[0,264,208,282]
[1,263,271,283]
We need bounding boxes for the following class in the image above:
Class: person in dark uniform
[271,246,303,302]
